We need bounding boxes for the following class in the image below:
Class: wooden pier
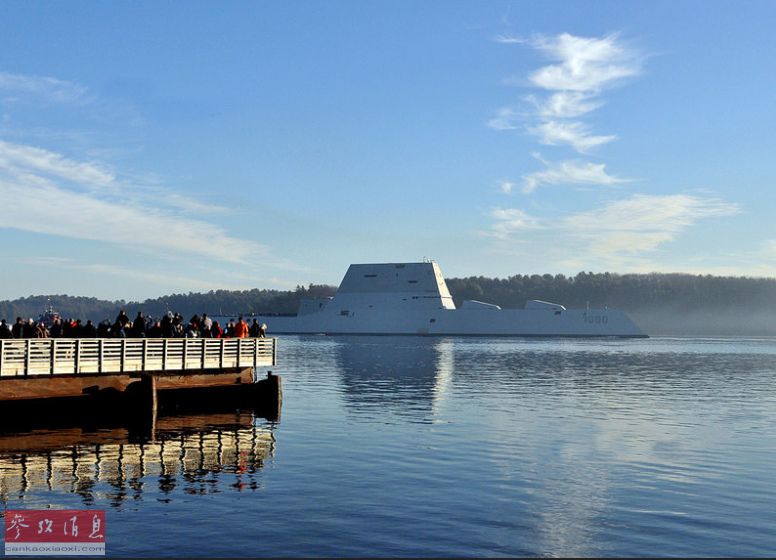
[0,338,279,414]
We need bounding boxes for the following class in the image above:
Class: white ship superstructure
[258,262,646,337]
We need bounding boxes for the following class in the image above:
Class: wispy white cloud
[526,32,642,93]
[493,34,524,45]
[160,192,232,215]
[562,194,740,260]
[563,194,738,236]
[0,71,89,104]
[487,207,543,239]
[17,257,227,293]
[491,32,642,157]
[498,179,516,194]
[522,153,627,194]
[487,107,521,130]
[0,140,115,188]
[487,194,741,268]
[528,121,616,153]
[17,255,307,297]
[0,140,265,263]
[526,92,603,119]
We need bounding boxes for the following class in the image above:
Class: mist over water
[631,307,776,336]
[2,335,776,556]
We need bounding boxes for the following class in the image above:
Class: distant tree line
[0,284,337,324]
[445,272,776,312]
[2,272,775,335]
[445,272,776,335]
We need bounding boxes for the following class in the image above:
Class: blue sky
[1,1,775,301]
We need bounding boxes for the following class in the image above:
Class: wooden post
[237,338,242,366]
[125,374,157,440]
[146,374,158,421]
[74,339,81,374]
[253,338,258,369]
[142,338,148,371]
[98,339,104,373]
[201,339,206,370]
[24,339,31,377]
[220,338,225,368]
[258,371,282,422]
[162,339,168,371]
[182,338,188,370]
[50,340,56,375]
[120,339,126,373]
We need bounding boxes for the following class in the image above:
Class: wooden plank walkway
[0,338,276,377]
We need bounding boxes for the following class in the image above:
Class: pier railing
[0,338,277,377]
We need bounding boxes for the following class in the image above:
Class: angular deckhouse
[259,262,647,337]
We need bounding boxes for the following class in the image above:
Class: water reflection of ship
[334,336,455,418]
[0,412,275,508]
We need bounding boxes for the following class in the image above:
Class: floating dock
[0,338,281,421]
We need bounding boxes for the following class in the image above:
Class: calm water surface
[2,336,776,557]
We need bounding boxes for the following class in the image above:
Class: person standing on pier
[49,318,63,338]
[11,317,23,338]
[114,310,130,330]
[233,317,249,338]
[35,321,49,338]
[22,319,36,338]
[131,312,147,338]
[0,319,12,339]
[147,320,163,338]
[82,320,98,338]
[161,313,174,338]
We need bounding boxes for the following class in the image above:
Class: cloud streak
[0,71,89,104]
[0,140,265,263]
[487,194,741,268]
[527,92,603,119]
[487,107,521,131]
[491,32,642,165]
[487,208,543,239]
[561,195,741,269]
[0,140,115,188]
[526,32,642,93]
[522,153,627,194]
[528,121,616,153]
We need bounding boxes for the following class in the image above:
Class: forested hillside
[2,273,775,335]
[446,272,776,312]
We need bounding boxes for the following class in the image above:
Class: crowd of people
[0,311,268,340]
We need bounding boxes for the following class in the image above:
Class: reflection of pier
[0,412,275,507]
